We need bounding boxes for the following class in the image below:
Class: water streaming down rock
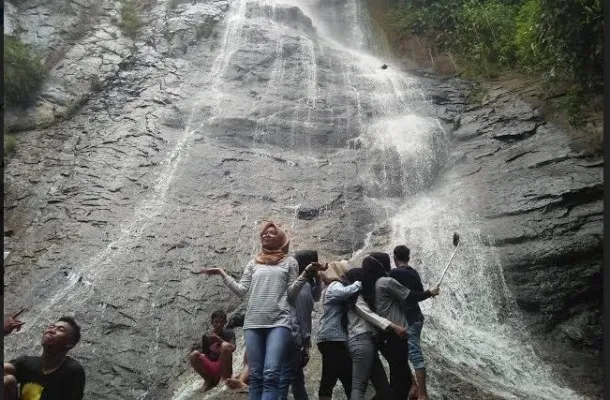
[163,0,582,398]
[3,0,599,398]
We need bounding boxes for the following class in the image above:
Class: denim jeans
[348,332,390,400]
[279,339,308,400]
[245,327,292,400]
[407,321,425,370]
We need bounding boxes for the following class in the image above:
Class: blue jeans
[279,340,308,400]
[348,332,390,400]
[407,321,425,370]
[245,327,292,400]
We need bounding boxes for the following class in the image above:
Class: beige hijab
[320,260,350,306]
[254,221,290,265]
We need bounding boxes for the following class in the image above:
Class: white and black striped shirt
[223,257,307,329]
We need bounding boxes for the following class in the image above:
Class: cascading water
[162,0,584,398]
[3,0,591,398]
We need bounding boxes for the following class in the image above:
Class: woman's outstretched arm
[201,261,255,298]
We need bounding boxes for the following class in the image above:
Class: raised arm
[287,258,309,304]
[388,271,438,304]
[222,261,255,298]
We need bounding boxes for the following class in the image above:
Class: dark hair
[58,316,81,345]
[358,253,391,311]
[211,310,227,321]
[294,250,318,275]
[393,245,410,262]
[344,266,379,311]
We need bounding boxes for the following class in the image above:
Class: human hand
[4,314,24,335]
[429,286,440,297]
[305,262,323,273]
[195,268,225,276]
[354,280,362,290]
[390,323,407,339]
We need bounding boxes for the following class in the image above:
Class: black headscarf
[362,252,391,275]
[344,267,376,311]
[357,252,391,311]
[294,250,319,275]
[294,250,319,287]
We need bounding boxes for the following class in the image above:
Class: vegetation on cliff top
[384,0,603,125]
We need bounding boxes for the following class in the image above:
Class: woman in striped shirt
[203,222,324,400]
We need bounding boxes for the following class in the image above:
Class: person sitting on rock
[188,310,236,392]
[4,316,85,400]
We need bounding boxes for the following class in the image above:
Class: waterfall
[3,0,591,398]
[167,0,583,398]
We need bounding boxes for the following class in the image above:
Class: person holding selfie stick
[198,221,327,400]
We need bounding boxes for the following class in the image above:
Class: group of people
[194,221,440,400]
[2,220,438,400]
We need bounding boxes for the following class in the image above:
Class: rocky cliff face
[421,75,603,397]
[3,0,602,399]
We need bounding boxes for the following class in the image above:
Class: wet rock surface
[3,0,602,399]
[419,76,603,398]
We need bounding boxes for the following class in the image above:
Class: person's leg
[291,351,308,400]
[409,371,419,399]
[335,342,353,398]
[188,351,220,391]
[278,339,298,400]
[369,350,391,400]
[379,335,411,400]
[317,342,339,400]
[219,342,234,380]
[408,321,427,400]
[245,328,268,400]
[3,374,18,400]
[348,333,375,400]
[261,326,292,400]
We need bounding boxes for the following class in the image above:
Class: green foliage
[514,0,544,70]
[118,0,143,39]
[4,35,47,106]
[385,0,603,90]
[4,135,17,156]
[385,0,462,46]
[449,0,518,77]
[535,0,603,89]
[558,86,585,127]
